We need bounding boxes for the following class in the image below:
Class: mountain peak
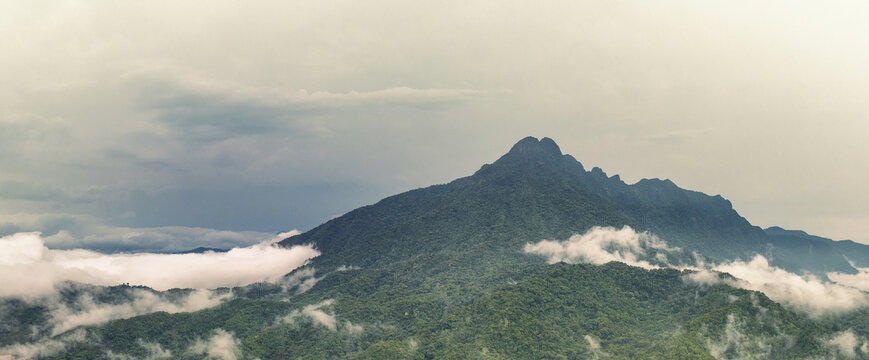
[508,136,563,157]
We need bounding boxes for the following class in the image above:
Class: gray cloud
[2,0,869,244]
[128,70,490,142]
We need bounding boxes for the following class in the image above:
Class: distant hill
[764,226,869,271]
[170,246,230,254]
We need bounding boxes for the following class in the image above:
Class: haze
[2,0,868,250]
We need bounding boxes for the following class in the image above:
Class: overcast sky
[2,0,868,250]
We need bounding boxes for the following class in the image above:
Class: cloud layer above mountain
[0,232,319,297]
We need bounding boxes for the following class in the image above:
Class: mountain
[281,136,855,275]
[9,136,869,359]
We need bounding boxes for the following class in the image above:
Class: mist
[189,329,242,360]
[49,288,231,336]
[0,329,89,359]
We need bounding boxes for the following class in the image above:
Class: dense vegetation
[5,137,869,359]
[23,262,868,359]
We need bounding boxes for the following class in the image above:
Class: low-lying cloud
[712,256,868,316]
[0,232,319,297]
[50,288,230,336]
[523,226,678,269]
[525,226,869,316]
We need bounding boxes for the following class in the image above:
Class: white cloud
[0,232,319,297]
[524,226,678,269]
[685,257,869,317]
[528,227,869,316]
[711,255,868,316]
[189,329,241,360]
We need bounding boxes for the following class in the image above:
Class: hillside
[6,136,869,359]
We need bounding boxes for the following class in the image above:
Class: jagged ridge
[281,136,857,274]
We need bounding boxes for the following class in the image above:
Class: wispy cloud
[50,288,230,336]
[0,329,89,359]
[827,330,867,359]
[281,299,363,334]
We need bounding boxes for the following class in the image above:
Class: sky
[2,0,869,250]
